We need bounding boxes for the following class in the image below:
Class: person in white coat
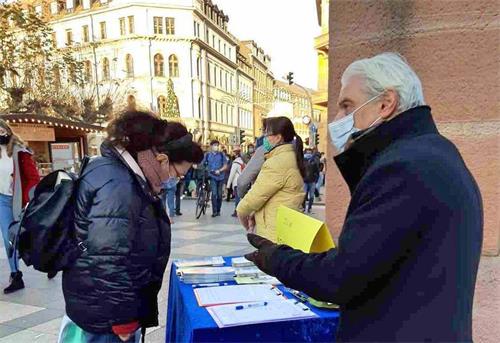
[226,147,244,217]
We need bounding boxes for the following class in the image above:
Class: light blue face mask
[328,93,383,153]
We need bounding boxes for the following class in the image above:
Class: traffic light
[239,130,245,145]
[286,72,294,85]
[315,133,319,146]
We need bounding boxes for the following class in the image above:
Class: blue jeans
[162,187,176,217]
[304,182,316,212]
[210,179,223,214]
[0,194,18,273]
[234,186,240,210]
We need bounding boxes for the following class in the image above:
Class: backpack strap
[141,327,146,343]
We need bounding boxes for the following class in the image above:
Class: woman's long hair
[0,119,25,159]
[265,116,305,178]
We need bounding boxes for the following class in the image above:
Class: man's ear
[379,89,399,120]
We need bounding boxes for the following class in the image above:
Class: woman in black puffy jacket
[59,111,203,342]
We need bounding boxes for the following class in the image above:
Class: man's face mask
[328,93,383,154]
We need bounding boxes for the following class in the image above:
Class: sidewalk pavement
[0,199,497,342]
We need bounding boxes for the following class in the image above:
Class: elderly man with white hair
[245,53,483,342]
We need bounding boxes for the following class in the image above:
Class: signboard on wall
[10,123,56,142]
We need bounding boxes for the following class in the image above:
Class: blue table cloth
[166,257,339,342]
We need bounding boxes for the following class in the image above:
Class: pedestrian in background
[302,147,321,213]
[237,119,268,199]
[161,177,178,224]
[0,119,39,294]
[246,53,483,342]
[237,116,305,242]
[224,150,233,202]
[59,111,203,342]
[242,144,255,163]
[174,180,183,216]
[227,147,245,217]
[203,140,228,217]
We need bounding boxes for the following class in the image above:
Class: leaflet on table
[173,256,225,268]
[234,275,281,285]
[178,266,235,284]
[206,299,317,328]
[234,266,264,277]
[231,257,254,268]
[193,284,284,307]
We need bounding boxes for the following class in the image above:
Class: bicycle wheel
[195,189,206,219]
[203,189,211,215]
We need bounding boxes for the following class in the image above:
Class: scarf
[137,149,170,194]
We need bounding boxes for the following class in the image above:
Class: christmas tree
[164,78,180,118]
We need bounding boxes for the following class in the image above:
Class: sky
[214,0,321,90]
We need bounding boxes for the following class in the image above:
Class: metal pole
[90,14,100,105]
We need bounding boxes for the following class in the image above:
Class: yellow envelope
[276,206,335,253]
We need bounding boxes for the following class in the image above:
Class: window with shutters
[102,57,110,81]
[166,17,175,35]
[153,17,163,34]
[169,55,179,78]
[65,29,73,46]
[125,54,134,78]
[119,18,126,36]
[100,21,107,39]
[82,25,89,43]
[154,54,164,77]
[128,16,134,34]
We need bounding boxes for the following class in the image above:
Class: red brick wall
[325,0,500,255]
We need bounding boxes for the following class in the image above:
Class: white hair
[341,52,426,113]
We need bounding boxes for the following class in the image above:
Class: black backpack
[8,157,90,273]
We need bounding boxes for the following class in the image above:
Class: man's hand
[244,233,279,276]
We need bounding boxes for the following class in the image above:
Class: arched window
[157,95,167,116]
[169,54,179,78]
[102,57,110,81]
[83,60,92,82]
[154,54,164,77]
[125,54,134,78]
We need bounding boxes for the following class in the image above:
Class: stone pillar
[325,0,500,255]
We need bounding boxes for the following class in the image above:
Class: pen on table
[235,302,268,310]
[192,282,228,288]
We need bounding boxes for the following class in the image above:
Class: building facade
[270,80,320,147]
[324,0,500,256]
[31,0,251,146]
[312,0,329,154]
[239,41,274,139]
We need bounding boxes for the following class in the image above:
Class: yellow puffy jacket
[236,143,305,242]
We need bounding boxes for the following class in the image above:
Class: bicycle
[195,167,211,219]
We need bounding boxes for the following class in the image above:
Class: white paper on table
[193,284,284,307]
[207,299,318,328]
[174,256,225,268]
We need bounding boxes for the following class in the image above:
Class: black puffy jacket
[62,142,171,334]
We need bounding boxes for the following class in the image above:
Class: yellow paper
[276,206,335,253]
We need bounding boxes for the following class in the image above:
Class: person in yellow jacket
[236,116,305,242]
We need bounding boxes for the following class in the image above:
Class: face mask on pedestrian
[328,93,384,154]
[263,137,275,152]
[248,147,255,154]
[304,152,313,159]
[0,134,10,145]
